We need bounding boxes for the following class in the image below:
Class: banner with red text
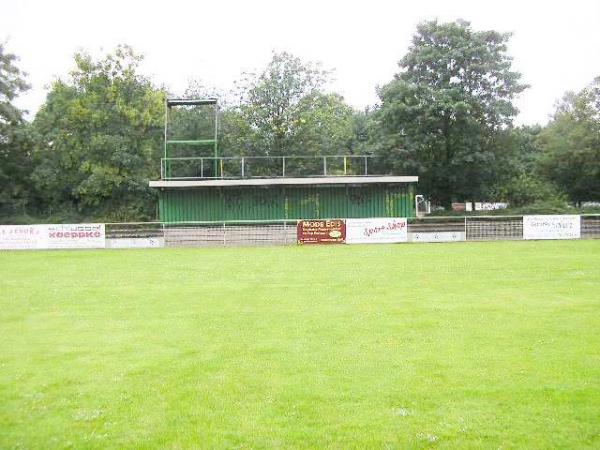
[0,225,45,250]
[0,224,105,250]
[345,218,408,244]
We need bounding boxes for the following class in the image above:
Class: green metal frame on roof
[163,98,218,176]
[166,98,217,107]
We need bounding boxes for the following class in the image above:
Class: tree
[238,52,327,156]
[31,45,164,221]
[375,20,527,207]
[200,51,362,176]
[0,43,33,218]
[291,93,355,154]
[537,78,600,204]
[487,126,565,207]
[224,52,361,176]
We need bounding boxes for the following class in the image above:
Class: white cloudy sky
[2,0,599,125]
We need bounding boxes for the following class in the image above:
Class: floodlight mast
[163,97,219,178]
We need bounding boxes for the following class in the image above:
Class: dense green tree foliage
[374,20,527,207]
[228,52,356,162]
[233,52,329,157]
[537,78,600,204]
[0,43,33,218]
[30,46,163,221]
[489,126,566,207]
[215,52,358,176]
[0,24,598,223]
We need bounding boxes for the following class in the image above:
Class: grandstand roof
[149,176,418,188]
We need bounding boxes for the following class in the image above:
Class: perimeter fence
[2,215,598,250]
[102,214,600,248]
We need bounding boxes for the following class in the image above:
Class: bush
[491,173,566,207]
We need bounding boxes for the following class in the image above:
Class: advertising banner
[106,237,164,249]
[410,231,466,243]
[474,202,508,211]
[346,218,408,244]
[297,220,346,244]
[523,215,580,240]
[45,224,105,249]
[0,225,45,250]
[0,224,105,250]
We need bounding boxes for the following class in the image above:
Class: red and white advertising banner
[0,225,45,250]
[346,218,408,244]
[0,224,105,250]
[523,215,580,240]
[45,224,105,249]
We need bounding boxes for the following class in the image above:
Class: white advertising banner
[523,215,580,240]
[106,237,164,249]
[410,231,466,243]
[45,224,105,249]
[0,224,105,250]
[346,218,408,244]
[474,202,508,211]
[0,225,46,249]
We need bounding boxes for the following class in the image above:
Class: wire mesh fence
[105,222,163,239]
[408,217,466,233]
[161,222,296,247]
[582,215,600,238]
[465,216,524,241]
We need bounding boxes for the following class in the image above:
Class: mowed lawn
[0,241,599,449]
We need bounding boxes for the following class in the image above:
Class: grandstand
[149,98,418,223]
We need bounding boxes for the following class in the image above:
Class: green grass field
[1,241,599,449]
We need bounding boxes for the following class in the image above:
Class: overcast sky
[2,0,599,125]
